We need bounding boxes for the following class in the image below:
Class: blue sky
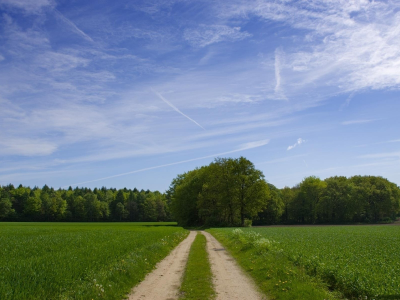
[1,0,400,191]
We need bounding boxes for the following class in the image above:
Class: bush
[243,219,252,227]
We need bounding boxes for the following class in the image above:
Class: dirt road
[128,231,197,300]
[201,231,266,300]
[127,230,265,300]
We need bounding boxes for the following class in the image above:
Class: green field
[210,226,400,299]
[0,222,187,300]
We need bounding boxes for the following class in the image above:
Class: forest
[1,156,399,225]
[0,185,171,222]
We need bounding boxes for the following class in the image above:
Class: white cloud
[0,138,57,156]
[341,119,375,125]
[0,0,53,14]
[0,54,4,61]
[218,0,400,95]
[184,25,251,47]
[287,138,305,151]
[239,139,270,150]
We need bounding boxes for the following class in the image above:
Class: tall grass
[0,222,187,300]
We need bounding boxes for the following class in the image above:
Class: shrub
[243,219,252,227]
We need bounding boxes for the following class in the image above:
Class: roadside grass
[0,222,187,300]
[179,232,215,300]
[208,229,343,300]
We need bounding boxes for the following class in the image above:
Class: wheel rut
[201,231,266,300]
[127,231,197,300]
[128,230,266,300]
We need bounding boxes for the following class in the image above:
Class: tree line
[1,156,400,225]
[169,157,400,226]
[0,185,171,222]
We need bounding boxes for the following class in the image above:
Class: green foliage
[169,156,270,227]
[0,184,171,222]
[283,175,400,224]
[1,170,399,225]
[179,233,215,300]
[213,226,400,299]
[243,218,252,227]
[0,198,14,218]
[209,228,340,300]
[255,184,284,225]
[0,222,187,300]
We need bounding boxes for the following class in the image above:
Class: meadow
[0,222,187,300]
[209,225,400,299]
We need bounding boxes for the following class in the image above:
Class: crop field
[0,222,187,300]
[210,226,400,299]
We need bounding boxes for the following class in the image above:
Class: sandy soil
[127,231,197,300]
[201,231,266,300]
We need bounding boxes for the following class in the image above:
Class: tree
[280,186,297,223]
[115,202,128,221]
[256,184,284,225]
[170,157,269,227]
[170,168,206,226]
[0,198,15,219]
[24,193,42,219]
[69,196,86,221]
[84,193,102,221]
[318,176,353,223]
[233,157,270,226]
[292,176,326,223]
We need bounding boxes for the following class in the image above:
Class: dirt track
[127,231,197,300]
[202,231,266,300]
[127,230,265,300]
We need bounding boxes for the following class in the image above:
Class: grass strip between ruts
[208,229,344,300]
[179,232,215,300]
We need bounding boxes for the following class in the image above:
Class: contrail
[54,9,94,42]
[274,48,281,94]
[64,139,269,187]
[274,48,287,100]
[152,89,205,130]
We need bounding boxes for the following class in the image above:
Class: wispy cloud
[287,138,305,151]
[274,47,286,100]
[184,25,251,48]
[65,139,270,187]
[152,89,205,130]
[0,137,57,156]
[258,154,307,165]
[1,0,400,190]
[217,0,400,97]
[303,159,308,168]
[341,119,376,125]
[0,0,54,14]
[359,151,400,159]
[340,92,356,110]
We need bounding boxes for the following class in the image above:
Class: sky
[1,0,400,192]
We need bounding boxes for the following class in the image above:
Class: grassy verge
[179,232,215,300]
[208,229,343,300]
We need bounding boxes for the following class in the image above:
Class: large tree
[169,157,270,226]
